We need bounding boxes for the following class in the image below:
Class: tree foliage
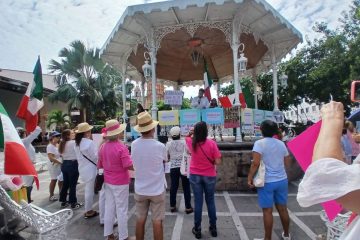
[46,110,70,131]
[48,40,122,122]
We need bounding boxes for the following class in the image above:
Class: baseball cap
[170,126,181,137]
[49,131,61,139]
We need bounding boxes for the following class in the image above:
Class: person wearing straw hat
[98,120,134,240]
[74,122,98,219]
[131,111,166,240]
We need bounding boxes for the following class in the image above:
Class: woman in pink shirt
[98,119,134,240]
[186,121,222,239]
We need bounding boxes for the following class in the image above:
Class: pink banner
[287,121,342,221]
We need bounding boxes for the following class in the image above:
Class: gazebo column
[252,68,258,109]
[121,64,128,143]
[231,43,242,142]
[140,77,146,106]
[150,47,158,139]
[271,44,279,111]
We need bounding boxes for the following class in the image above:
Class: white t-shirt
[297,158,360,239]
[60,140,77,160]
[252,138,289,183]
[74,138,98,182]
[46,143,61,163]
[131,138,166,196]
[166,139,185,168]
[191,96,210,109]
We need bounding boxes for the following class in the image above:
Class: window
[312,106,317,112]
[301,109,304,114]
[305,108,309,113]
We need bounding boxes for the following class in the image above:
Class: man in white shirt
[191,88,210,109]
[132,111,166,240]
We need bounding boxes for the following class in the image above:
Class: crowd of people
[15,99,360,240]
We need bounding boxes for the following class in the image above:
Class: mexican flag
[218,91,248,108]
[0,102,39,189]
[16,57,44,133]
[203,60,212,101]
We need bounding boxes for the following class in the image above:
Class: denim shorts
[257,179,288,208]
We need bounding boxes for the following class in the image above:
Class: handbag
[94,173,104,194]
[81,151,103,194]
[253,141,266,187]
[180,143,190,177]
[253,160,265,187]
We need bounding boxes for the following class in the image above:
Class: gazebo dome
[100,0,302,85]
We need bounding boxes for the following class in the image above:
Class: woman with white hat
[74,122,98,219]
[166,126,193,214]
[98,119,134,240]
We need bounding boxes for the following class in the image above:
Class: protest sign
[273,110,285,123]
[158,110,179,126]
[164,90,183,106]
[264,111,275,121]
[224,106,240,128]
[179,109,201,125]
[253,109,264,136]
[201,108,224,125]
[241,108,254,134]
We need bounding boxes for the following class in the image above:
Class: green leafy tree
[48,40,122,122]
[46,110,70,131]
[181,98,191,109]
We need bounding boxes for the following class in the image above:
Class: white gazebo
[100,0,302,141]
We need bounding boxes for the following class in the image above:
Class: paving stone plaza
[13,169,326,240]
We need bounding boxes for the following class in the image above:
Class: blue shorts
[257,179,288,208]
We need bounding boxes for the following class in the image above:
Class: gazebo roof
[100,0,302,85]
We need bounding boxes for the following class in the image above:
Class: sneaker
[209,226,217,237]
[192,227,202,239]
[49,196,58,201]
[282,232,291,240]
[71,202,83,209]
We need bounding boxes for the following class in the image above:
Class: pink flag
[287,121,342,221]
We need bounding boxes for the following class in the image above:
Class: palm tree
[47,110,70,131]
[48,40,122,121]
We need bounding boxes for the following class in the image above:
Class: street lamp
[142,52,152,81]
[237,43,248,74]
[280,73,288,88]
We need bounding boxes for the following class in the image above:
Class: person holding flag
[16,57,44,134]
[0,102,39,194]
[17,126,41,203]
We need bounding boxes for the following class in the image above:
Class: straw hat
[105,119,126,137]
[134,111,159,133]
[75,122,93,133]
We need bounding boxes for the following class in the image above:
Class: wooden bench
[0,186,73,234]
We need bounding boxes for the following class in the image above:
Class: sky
[0,0,354,98]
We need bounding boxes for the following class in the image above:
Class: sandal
[49,196,58,201]
[106,233,118,240]
[84,211,99,219]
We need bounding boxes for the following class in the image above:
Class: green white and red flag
[0,102,39,189]
[16,57,44,133]
[203,60,212,101]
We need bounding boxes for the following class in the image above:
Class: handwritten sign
[273,110,285,123]
[164,90,183,106]
[264,111,275,121]
[224,106,240,128]
[201,108,224,125]
[158,110,179,126]
[180,109,201,125]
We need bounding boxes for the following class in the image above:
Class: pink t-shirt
[186,137,221,177]
[98,141,133,185]
[347,131,360,156]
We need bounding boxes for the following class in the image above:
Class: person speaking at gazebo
[191,88,210,109]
